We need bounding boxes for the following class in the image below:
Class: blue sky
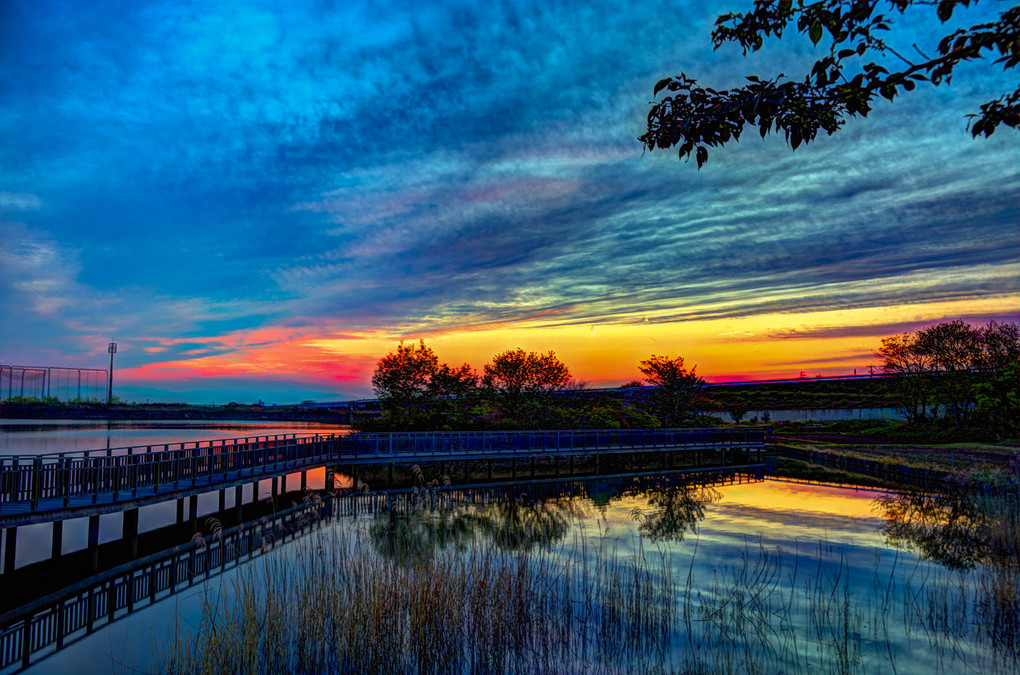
[1,0,1017,403]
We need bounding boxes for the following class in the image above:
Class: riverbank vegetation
[365,341,699,431]
[775,435,1020,487]
[877,320,1019,432]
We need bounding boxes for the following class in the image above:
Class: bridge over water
[0,427,770,593]
[0,428,769,526]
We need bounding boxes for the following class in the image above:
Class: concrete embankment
[776,443,956,489]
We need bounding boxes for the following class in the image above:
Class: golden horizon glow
[115,294,1019,394]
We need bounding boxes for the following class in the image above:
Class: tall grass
[154,488,1019,675]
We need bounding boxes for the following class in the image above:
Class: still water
[2,422,1015,674]
[0,419,347,456]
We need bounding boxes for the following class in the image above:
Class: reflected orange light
[725,479,884,519]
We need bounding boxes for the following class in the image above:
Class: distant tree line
[366,340,713,431]
[366,320,1019,436]
[878,320,1019,435]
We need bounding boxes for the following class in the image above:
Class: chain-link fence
[0,365,108,402]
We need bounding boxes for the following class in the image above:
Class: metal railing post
[31,458,43,510]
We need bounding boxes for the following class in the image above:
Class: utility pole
[107,342,117,405]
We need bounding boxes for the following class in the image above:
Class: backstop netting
[0,366,109,402]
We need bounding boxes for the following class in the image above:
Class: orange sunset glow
[112,293,1018,399]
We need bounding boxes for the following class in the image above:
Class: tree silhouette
[638,354,706,426]
[482,348,571,427]
[371,340,477,428]
[641,0,1019,167]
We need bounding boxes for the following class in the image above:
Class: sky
[1,0,1017,404]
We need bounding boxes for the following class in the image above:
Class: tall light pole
[107,342,117,405]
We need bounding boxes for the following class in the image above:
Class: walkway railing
[0,433,341,513]
[345,427,765,457]
[1,428,767,516]
[0,495,336,673]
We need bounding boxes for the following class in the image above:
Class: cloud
[762,313,1019,341]
[1,0,1016,390]
[0,192,42,210]
[0,220,83,316]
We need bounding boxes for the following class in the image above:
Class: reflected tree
[878,485,1020,655]
[477,499,571,551]
[877,486,1019,572]
[629,481,721,543]
[370,496,477,563]
[369,491,574,563]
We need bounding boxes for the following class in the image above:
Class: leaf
[809,21,823,45]
[778,0,792,12]
[695,146,708,168]
[654,78,671,96]
[937,1,954,22]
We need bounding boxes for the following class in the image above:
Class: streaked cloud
[0,0,1015,400]
[0,192,41,210]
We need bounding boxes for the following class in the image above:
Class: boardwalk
[1,428,768,525]
[0,433,340,523]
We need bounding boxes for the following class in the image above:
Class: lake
[0,418,348,456]
[1,422,1015,674]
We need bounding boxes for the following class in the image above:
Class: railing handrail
[0,493,342,672]
[0,428,770,515]
[2,427,766,463]
[1,432,333,463]
[0,492,336,627]
[350,426,749,437]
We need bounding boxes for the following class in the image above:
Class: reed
[153,488,1019,675]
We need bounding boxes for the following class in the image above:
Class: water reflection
[9,456,1020,675]
[370,491,575,562]
[877,485,1020,572]
[369,473,736,563]
[627,479,721,543]
[147,476,1020,675]
[876,484,1020,658]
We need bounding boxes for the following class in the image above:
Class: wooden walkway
[1,428,767,524]
[0,433,341,524]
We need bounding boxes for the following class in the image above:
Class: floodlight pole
[107,342,117,405]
